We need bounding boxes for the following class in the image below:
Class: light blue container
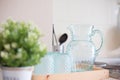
[54,52,72,74]
[34,51,72,74]
[34,52,54,75]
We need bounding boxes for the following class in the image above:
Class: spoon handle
[59,45,64,53]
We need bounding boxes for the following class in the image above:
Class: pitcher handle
[91,28,103,56]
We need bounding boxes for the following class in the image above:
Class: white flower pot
[1,66,34,80]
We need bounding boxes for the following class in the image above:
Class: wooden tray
[32,67,109,80]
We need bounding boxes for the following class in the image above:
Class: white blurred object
[108,47,120,58]
[96,57,120,65]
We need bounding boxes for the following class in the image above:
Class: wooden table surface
[0,68,119,80]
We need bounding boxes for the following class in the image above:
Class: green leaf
[0,18,47,67]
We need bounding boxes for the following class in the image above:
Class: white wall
[53,0,120,58]
[0,0,53,51]
[0,0,120,58]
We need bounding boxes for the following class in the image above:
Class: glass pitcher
[66,24,103,72]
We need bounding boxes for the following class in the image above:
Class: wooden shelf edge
[32,67,109,80]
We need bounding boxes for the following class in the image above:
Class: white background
[0,0,120,58]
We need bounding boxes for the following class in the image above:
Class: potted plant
[0,19,47,80]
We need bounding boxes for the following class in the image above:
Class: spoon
[59,33,68,45]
